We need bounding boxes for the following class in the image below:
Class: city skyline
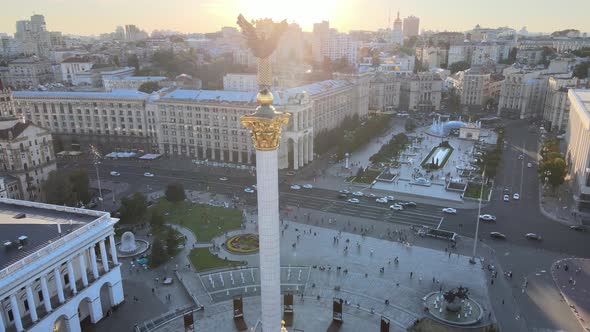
[1,0,589,36]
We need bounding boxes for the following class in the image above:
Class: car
[386,196,395,201]
[110,171,120,176]
[144,172,154,177]
[339,189,351,194]
[352,191,364,197]
[219,177,228,181]
[400,201,417,207]
[244,187,255,193]
[518,154,524,160]
[513,193,520,200]
[490,232,507,240]
[570,225,586,232]
[479,214,497,221]
[365,193,377,198]
[347,198,360,204]
[375,197,388,203]
[286,171,296,176]
[338,193,348,199]
[527,162,532,168]
[524,233,542,241]
[303,184,313,189]
[290,185,301,190]
[503,194,510,202]
[390,204,404,211]
[442,207,457,214]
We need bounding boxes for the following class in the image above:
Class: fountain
[427,116,468,138]
[423,286,483,325]
[116,231,150,258]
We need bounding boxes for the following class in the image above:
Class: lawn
[188,248,245,271]
[151,199,243,242]
[463,182,492,200]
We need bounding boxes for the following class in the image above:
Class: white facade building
[391,12,403,45]
[223,74,258,92]
[399,72,442,112]
[543,76,580,132]
[59,58,93,85]
[0,198,123,332]
[7,59,54,89]
[103,76,167,92]
[565,90,590,213]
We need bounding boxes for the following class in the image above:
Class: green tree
[69,169,91,204]
[573,62,589,79]
[127,54,140,70]
[138,81,161,93]
[539,157,566,189]
[165,228,178,256]
[405,118,417,132]
[165,183,186,202]
[448,61,470,74]
[150,209,165,230]
[119,192,147,224]
[150,239,168,267]
[43,171,74,205]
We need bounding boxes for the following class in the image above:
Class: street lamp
[89,145,104,211]
[469,166,486,265]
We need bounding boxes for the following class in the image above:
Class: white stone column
[293,139,299,170]
[79,254,89,287]
[89,246,99,279]
[298,139,304,167]
[308,134,313,162]
[65,312,81,332]
[238,149,243,163]
[0,308,5,332]
[40,276,52,313]
[9,294,23,332]
[99,240,110,273]
[255,149,281,331]
[67,260,77,294]
[54,268,65,303]
[108,235,119,265]
[25,285,38,322]
[303,137,308,164]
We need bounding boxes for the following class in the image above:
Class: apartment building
[7,58,54,89]
[399,72,442,112]
[0,198,123,332]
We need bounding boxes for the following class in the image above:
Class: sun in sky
[236,0,340,29]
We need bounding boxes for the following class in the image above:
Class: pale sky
[1,0,589,36]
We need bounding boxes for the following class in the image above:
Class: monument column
[237,14,289,331]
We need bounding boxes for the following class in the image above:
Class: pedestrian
[152,288,155,294]
[410,271,413,279]
[502,299,504,305]
[491,279,494,285]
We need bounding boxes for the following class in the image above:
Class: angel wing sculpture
[237,14,288,59]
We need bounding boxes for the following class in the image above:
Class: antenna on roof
[57,222,62,235]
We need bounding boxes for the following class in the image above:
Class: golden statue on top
[236,14,288,59]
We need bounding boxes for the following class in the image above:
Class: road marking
[437,217,444,229]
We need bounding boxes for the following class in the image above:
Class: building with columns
[565,90,590,216]
[0,198,123,332]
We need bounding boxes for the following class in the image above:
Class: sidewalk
[551,258,590,332]
[539,181,580,226]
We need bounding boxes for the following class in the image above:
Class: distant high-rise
[13,15,52,57]
[391,12,403,45]
[403,15,420,37]
[124,24,148,41]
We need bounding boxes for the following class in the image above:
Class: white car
[352,191,364,197]
[347,198,360,204]
[390,204,404,211]
[386,196,395,201]
[527,162,532,168]
[365,193,377,198]
[144,172,154,177]
[479,214,497,221]
[244,187,255,193]
[518,154,524,160]
[513,193,520,200]
[303,184,313,189]
[525,233,542,241]
[339,189,351,194]
[376,197,388,204]
[290,185,301,190]
[503,194,510,202]
[110,171,120,176]
[219,177,228,181]
[442,207,457,214]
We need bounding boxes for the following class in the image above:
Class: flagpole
[470,166,486,264]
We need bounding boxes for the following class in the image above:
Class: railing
[0,198,111,279]
[134,305,203,332]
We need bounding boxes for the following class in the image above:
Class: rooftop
[0,200,98,270]
[160,89,258,104]
[12,89,150,100]
[571,89,590,113]
[119,76,167,81]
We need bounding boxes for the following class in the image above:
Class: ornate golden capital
[241,113,290,151]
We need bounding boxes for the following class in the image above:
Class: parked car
[303,184,313,189]
[347,198,360,204]
[513,193,520,200]
[479,214,497,221]
[442,207,457,214]
[524,233,542,241]
[290,185,301,190]
[490,232,507,240]
[144,172,154,177]
[390,204,404,211]
[110,171,120,176]
[503,194,510,202]
[352,191,364,197]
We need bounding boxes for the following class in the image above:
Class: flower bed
[226,233,259,254]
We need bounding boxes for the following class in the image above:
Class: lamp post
[89,145,104,211]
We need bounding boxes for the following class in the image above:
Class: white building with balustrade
[0,198,123,332]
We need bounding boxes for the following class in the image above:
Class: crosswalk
[280,193,443,228]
